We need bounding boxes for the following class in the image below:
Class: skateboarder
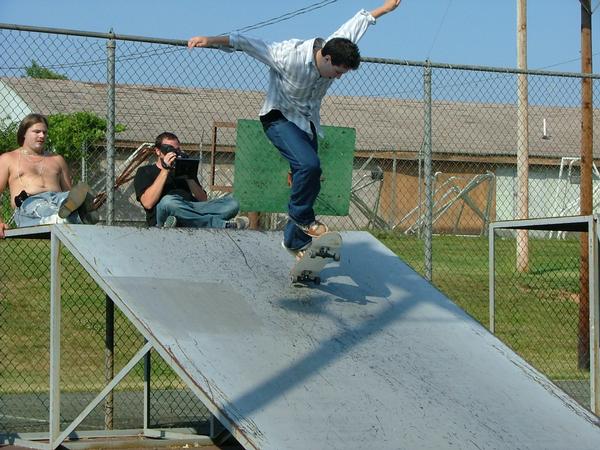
[187,0,402,257]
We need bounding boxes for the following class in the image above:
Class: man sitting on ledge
[0,113,98,239]
[134,131,248,230]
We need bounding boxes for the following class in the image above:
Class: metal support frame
[550,157,600,239]
[48,233,61,447]
[5,227,211,450]
[348,154,387,230]
[401,171,496,236]
[210,121,235,193]
[5,224,600,448]
[489,215,600,414]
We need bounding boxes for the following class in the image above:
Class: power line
[222,0,338,35]
[111,0,341,65]
[579,0,591,15]
[2,46,183,72]
[427,0,453,61]
[1,0,342,73]
[579,0,599,14]
[3,0,595,75]
[535,51,600,71]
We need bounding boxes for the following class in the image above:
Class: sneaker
[163,216,177,228]
[58,182,90,219]
[281,240,310,261]
[298,220,328,238]
[78,192,100,225]
[225,216,249,230]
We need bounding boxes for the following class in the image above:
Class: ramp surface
[53,224,600,450]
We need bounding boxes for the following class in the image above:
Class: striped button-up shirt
[228,9,376,138]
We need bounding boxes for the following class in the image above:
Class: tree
[0,120,18,153]
[0,112,125,161]
[47,111,125,162]
[25,60,68,80]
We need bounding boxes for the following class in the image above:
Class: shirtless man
[0,113,97,238]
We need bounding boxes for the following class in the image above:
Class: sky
[0,0,599,73]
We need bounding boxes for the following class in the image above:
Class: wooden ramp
[43,224,600,449]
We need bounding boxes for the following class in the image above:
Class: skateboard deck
[290,231,342,285]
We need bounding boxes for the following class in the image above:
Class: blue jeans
[264,119,320,250]
[14,191,82,228]
[155,194,239,228]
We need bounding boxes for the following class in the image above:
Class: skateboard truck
[292,271,321,285]
[309,246,340,261]
[289,231,342,286]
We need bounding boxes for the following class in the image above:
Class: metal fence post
[590,216,599,413]
[423,62,433,281]
[49,233,62,448]
[106,31,116,225]
[80,142,88,183]
[144,349,152,429]
[489,224,496,333]
[104,32,116,431]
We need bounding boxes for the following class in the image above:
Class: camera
[159,143,188,157]
[159,144,190,170]
[14,190,29,208]
[159,144,199,178]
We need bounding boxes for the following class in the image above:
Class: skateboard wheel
[333,254,340,262]
[314,276,321,285]
[309,250,317,258]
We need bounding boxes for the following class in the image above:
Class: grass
[0,239,184,393]
[0,231,590,394]
[373,231,588,380]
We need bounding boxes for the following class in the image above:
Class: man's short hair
[17,113,48,146]
[322,37,361,70]
[154,132,179,149]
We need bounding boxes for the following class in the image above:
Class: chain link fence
[0,236,210,437]
[1,23,599,437]
[490,222,595,410]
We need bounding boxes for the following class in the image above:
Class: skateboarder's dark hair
[322,38,360,70]
[154,132,179,149]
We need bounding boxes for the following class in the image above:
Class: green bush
[0,119,18,153]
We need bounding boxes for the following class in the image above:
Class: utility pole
[516,0,529,272]
[579,0,593,370]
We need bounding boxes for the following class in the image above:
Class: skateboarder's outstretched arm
[370,0,402,19]
[187,0,403,52]
[187,35,229,49]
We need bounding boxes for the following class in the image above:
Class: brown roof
[1,76,597,159]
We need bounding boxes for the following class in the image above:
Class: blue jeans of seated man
[264,119,320,251]
[14,191,82,228]
[155,194,239,228]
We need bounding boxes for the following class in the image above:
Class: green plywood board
[234,119,355,215]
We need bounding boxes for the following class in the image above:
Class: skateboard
[290,231,342,285]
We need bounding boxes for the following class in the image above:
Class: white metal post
[49,233,61,448]
[590,216,600,414]
[489,224,496,333]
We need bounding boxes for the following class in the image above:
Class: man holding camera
[134,132,247,229]
[0,113,98,238]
